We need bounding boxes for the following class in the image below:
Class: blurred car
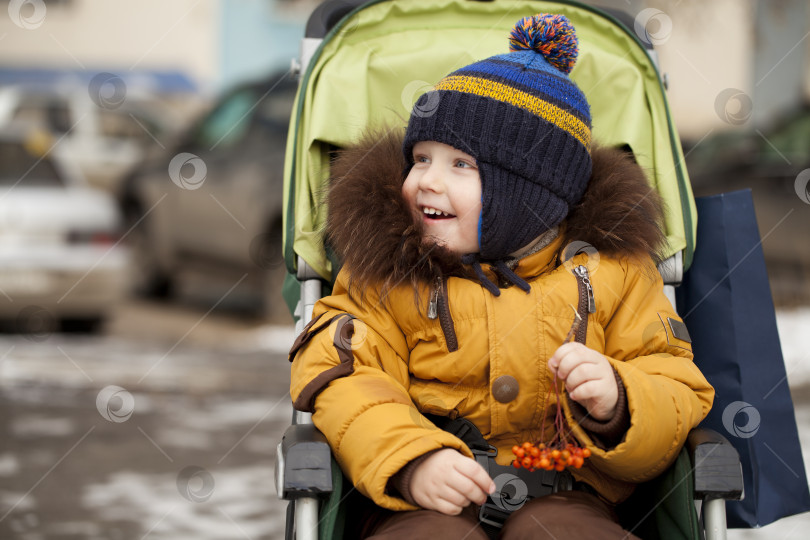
[118,72,297,321]
[0,85,175,192]
[684,105,810,304]
[0,126,130,331]
[686,105,810,192]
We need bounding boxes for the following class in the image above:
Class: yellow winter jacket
[289,131,714,510]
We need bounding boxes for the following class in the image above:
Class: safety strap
[290,313,357,413]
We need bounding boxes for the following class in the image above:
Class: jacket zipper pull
[574,265,596,313]
[428,279,439,320]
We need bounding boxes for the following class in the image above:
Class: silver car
[0,127,129,332]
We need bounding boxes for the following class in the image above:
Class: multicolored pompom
[509,13,579,74]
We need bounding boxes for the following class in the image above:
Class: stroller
[275,1,744,538]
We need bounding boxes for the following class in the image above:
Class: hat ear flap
[477,162,569,260]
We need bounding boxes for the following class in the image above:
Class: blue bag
[676,189,810,527]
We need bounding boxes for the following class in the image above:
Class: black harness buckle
[422,413,575,531]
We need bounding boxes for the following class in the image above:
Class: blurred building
[2,0,807,146]
[0,0,314,114]
[588,0,810,139]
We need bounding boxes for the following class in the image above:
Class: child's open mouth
[421,206,455,220]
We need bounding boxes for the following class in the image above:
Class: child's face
[402,141,481,254]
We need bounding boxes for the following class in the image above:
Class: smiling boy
[290,13,713,539]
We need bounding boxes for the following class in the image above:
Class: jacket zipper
[573,265,595,344]
[428,276,458,352]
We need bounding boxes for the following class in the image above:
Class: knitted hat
[403,13,592,260]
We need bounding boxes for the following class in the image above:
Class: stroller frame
[276,1,744,538]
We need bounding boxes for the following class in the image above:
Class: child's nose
[418,164,444,192]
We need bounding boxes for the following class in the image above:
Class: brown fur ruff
[325,129,666,299]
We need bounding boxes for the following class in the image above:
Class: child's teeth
[422,207,452,217]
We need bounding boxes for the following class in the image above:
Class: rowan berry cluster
[511,310,592,472]
[511,441,590,471]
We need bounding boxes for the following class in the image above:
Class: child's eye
[414,155,430,164]
[455,159,476,169]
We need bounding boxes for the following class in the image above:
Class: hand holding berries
[511,338,609,471]
[548,341,619,421]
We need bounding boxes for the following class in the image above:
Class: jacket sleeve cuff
[387,449,443,506]
[569,369,630,449]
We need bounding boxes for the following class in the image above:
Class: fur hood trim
[325,128,665,297]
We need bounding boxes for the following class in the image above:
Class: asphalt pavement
[1,298,809,539]
[0,298,296,540]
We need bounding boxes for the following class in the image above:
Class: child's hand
[410,448,495,515]
[548,342,619,421]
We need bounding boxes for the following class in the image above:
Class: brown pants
[356,491,641,540]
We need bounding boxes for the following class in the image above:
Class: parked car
[0,126,130,332]
[118,72,297,321]
[0,85,175,192]
[685,105,810,196]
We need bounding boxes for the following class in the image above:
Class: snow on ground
[82,466,285,540]
[776,306,810,387]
